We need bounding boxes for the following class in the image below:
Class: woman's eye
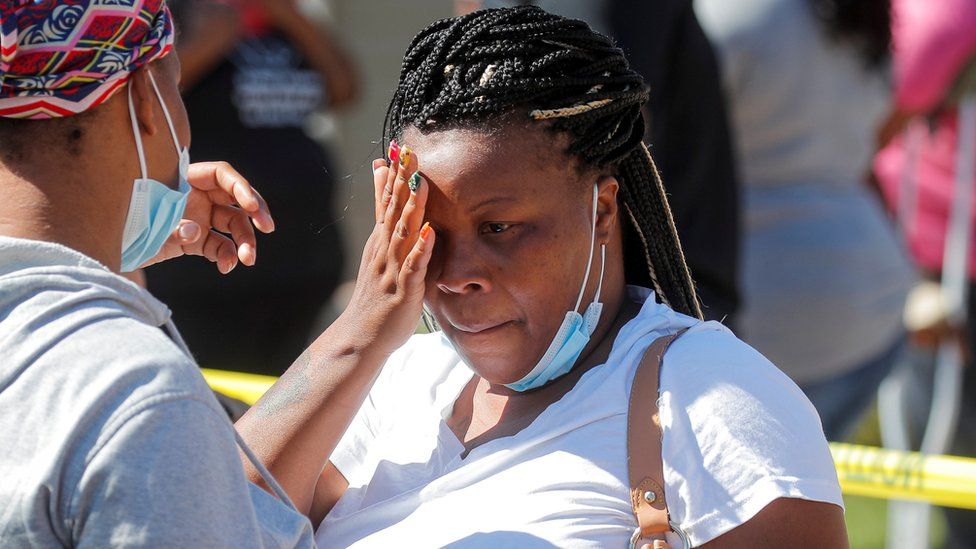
[482,222,513,235]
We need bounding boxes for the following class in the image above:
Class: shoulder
[1,269,208,403]
[659,322,826,450]
[69,397,315,547]
[38,314,223,452]
[13,311,222,452]
[658,325,843,546]
[661,322,812,412]
[64,315,213,401]
[6,318,233,537]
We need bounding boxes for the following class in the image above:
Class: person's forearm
[176,3,242,90]
[273,11,359,108]
[178,39,237,91]
[235,146,435,516]
[234,311,392,515]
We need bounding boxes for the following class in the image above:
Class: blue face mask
[505,185,606,392]
[119,72,191,272]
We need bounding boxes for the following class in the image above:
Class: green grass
[845,495,947,548]
[846,495,887,548]
[844,406,948,548]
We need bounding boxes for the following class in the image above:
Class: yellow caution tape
[202,369,976,510]
[831,442,976,510]
[201,368,276,406]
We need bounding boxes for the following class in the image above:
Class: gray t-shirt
[695,0,915,383]
[0,236,314,547]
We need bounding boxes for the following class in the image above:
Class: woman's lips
[449,319,515,337]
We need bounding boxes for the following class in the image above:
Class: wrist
[317,309,398,364]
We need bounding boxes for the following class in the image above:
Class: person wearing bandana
[0,1,313,545]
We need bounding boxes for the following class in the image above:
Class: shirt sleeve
[658,325,844,547]
[70,394,313,548]
[328,342,412,483]
[329,387,383,484]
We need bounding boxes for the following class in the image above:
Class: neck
[449,283,637,453]
[562,284,639,379]
[487,280,634,397]
[0,155,130,271]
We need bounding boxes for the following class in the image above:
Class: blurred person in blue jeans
[695,0,915,441]
[874,0,976,543]
[148,0,359,376]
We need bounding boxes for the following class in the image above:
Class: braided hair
[384,6,702,319]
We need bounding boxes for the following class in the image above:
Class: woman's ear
[596,175,619,245]
[129,67,158,137]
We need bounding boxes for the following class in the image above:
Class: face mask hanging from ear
[119,72,191,272]
[505,184,606,392]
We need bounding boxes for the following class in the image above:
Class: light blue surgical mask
[505,184,606,392]
[120,72,191,272]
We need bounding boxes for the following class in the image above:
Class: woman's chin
[446,331,540,385]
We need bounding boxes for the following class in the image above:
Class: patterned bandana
[0,0,174,119]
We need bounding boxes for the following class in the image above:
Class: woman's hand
[340,143,435,358]
[234,144,434,515]
[141,161,275,273]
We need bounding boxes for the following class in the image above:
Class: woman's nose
[433,240,492,296]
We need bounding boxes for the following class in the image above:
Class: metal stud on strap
[643,490,657,504]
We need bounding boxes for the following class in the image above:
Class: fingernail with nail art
[409,172,422,192]
[420,222,431,240]
[388,140,400,165]
[399,146,412,167]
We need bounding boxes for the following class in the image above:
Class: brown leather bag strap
[627,328,689,546]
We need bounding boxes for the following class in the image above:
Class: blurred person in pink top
[875,0,976,277]
[873,0,976,546]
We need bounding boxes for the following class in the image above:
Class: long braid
[384,6,702,319]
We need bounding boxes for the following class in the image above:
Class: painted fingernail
[399,145,412,167]
[409,171,422,192]
[388,139,400,165]
[420,222,431,240]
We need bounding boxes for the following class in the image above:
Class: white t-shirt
[317,286,842,548]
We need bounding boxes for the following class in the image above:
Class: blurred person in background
[695,0,915,441]
[148,0,358,375]
[465,0,741,327]
[873,0,976,544]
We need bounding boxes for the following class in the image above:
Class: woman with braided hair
[236,7,845,547]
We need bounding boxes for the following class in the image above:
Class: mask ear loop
[573,184,601,313]
[127,81,148,180]
[422,306,441,333]
[594,243,606,304]
[146,71,184,155]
